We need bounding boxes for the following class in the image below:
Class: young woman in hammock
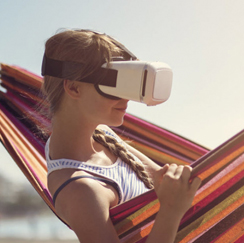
[42,29,201,243]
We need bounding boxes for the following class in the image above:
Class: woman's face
[77,82,129,127]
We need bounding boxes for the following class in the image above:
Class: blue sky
[1,0,244,182]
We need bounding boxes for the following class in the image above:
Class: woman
[42,29,201,242]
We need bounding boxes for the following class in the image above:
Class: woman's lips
[115,107,127,112]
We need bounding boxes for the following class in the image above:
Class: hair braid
[93,129,154,189]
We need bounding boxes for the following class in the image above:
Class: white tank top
[45,131,150,204]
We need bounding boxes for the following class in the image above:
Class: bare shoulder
[48,169,118,209]
[53,175,120,242]
[55,176,111,216]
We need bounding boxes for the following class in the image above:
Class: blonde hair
[42,29,122,117]
[93,129,153,189]
[42,29,153,189]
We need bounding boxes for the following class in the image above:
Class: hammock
[1,63,244,243]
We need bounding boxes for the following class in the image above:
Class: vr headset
[41,32,173,106]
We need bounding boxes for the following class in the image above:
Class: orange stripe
[1,78,43,103]
[115,199,159,236]
[122,222,154,243]
[123,119,203,160]
[121,189,244,243]
[193,155,244,205]
[198,146,244,181]
[119,135,189,166]
[0,121,54,211]
[1,111,47,171]
[1,63,43,89]
[214,217,244,243]
[177,186,244,242]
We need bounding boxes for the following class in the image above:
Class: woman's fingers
[174,165,184,179]
[153,164,169,189]
[164,164,190,181]
[153,163,202,218]
[154,164,201,190]
[154,164,169,178]
[180,165,192,182]
[164,163,177,177]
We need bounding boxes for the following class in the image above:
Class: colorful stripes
[1,63,244,243]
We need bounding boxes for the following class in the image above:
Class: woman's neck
[49,111,98,161]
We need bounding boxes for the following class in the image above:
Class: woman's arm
[53,176,121,243]
[51,164,200,243]
[52,126,201,242]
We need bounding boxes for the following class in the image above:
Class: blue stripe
[123,164,130,200]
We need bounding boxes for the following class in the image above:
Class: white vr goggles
[41,34,172,106]
[98,60,172,106]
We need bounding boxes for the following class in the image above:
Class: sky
[0,0,244,183]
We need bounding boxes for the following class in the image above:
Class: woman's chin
[108,115,125,127]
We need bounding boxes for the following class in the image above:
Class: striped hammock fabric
[0,63,244,243]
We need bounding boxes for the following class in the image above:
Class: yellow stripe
[123,119,204,160]
[120,135,189,165]
[177,185,244,242]
[199,146,244,181]
[193,152,244,205]
[214,217,244,243]
[115,199,159,236]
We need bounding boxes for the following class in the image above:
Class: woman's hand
[153,164,201,218]
[146,164,201,243]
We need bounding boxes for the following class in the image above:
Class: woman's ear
[63,80,81,99]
